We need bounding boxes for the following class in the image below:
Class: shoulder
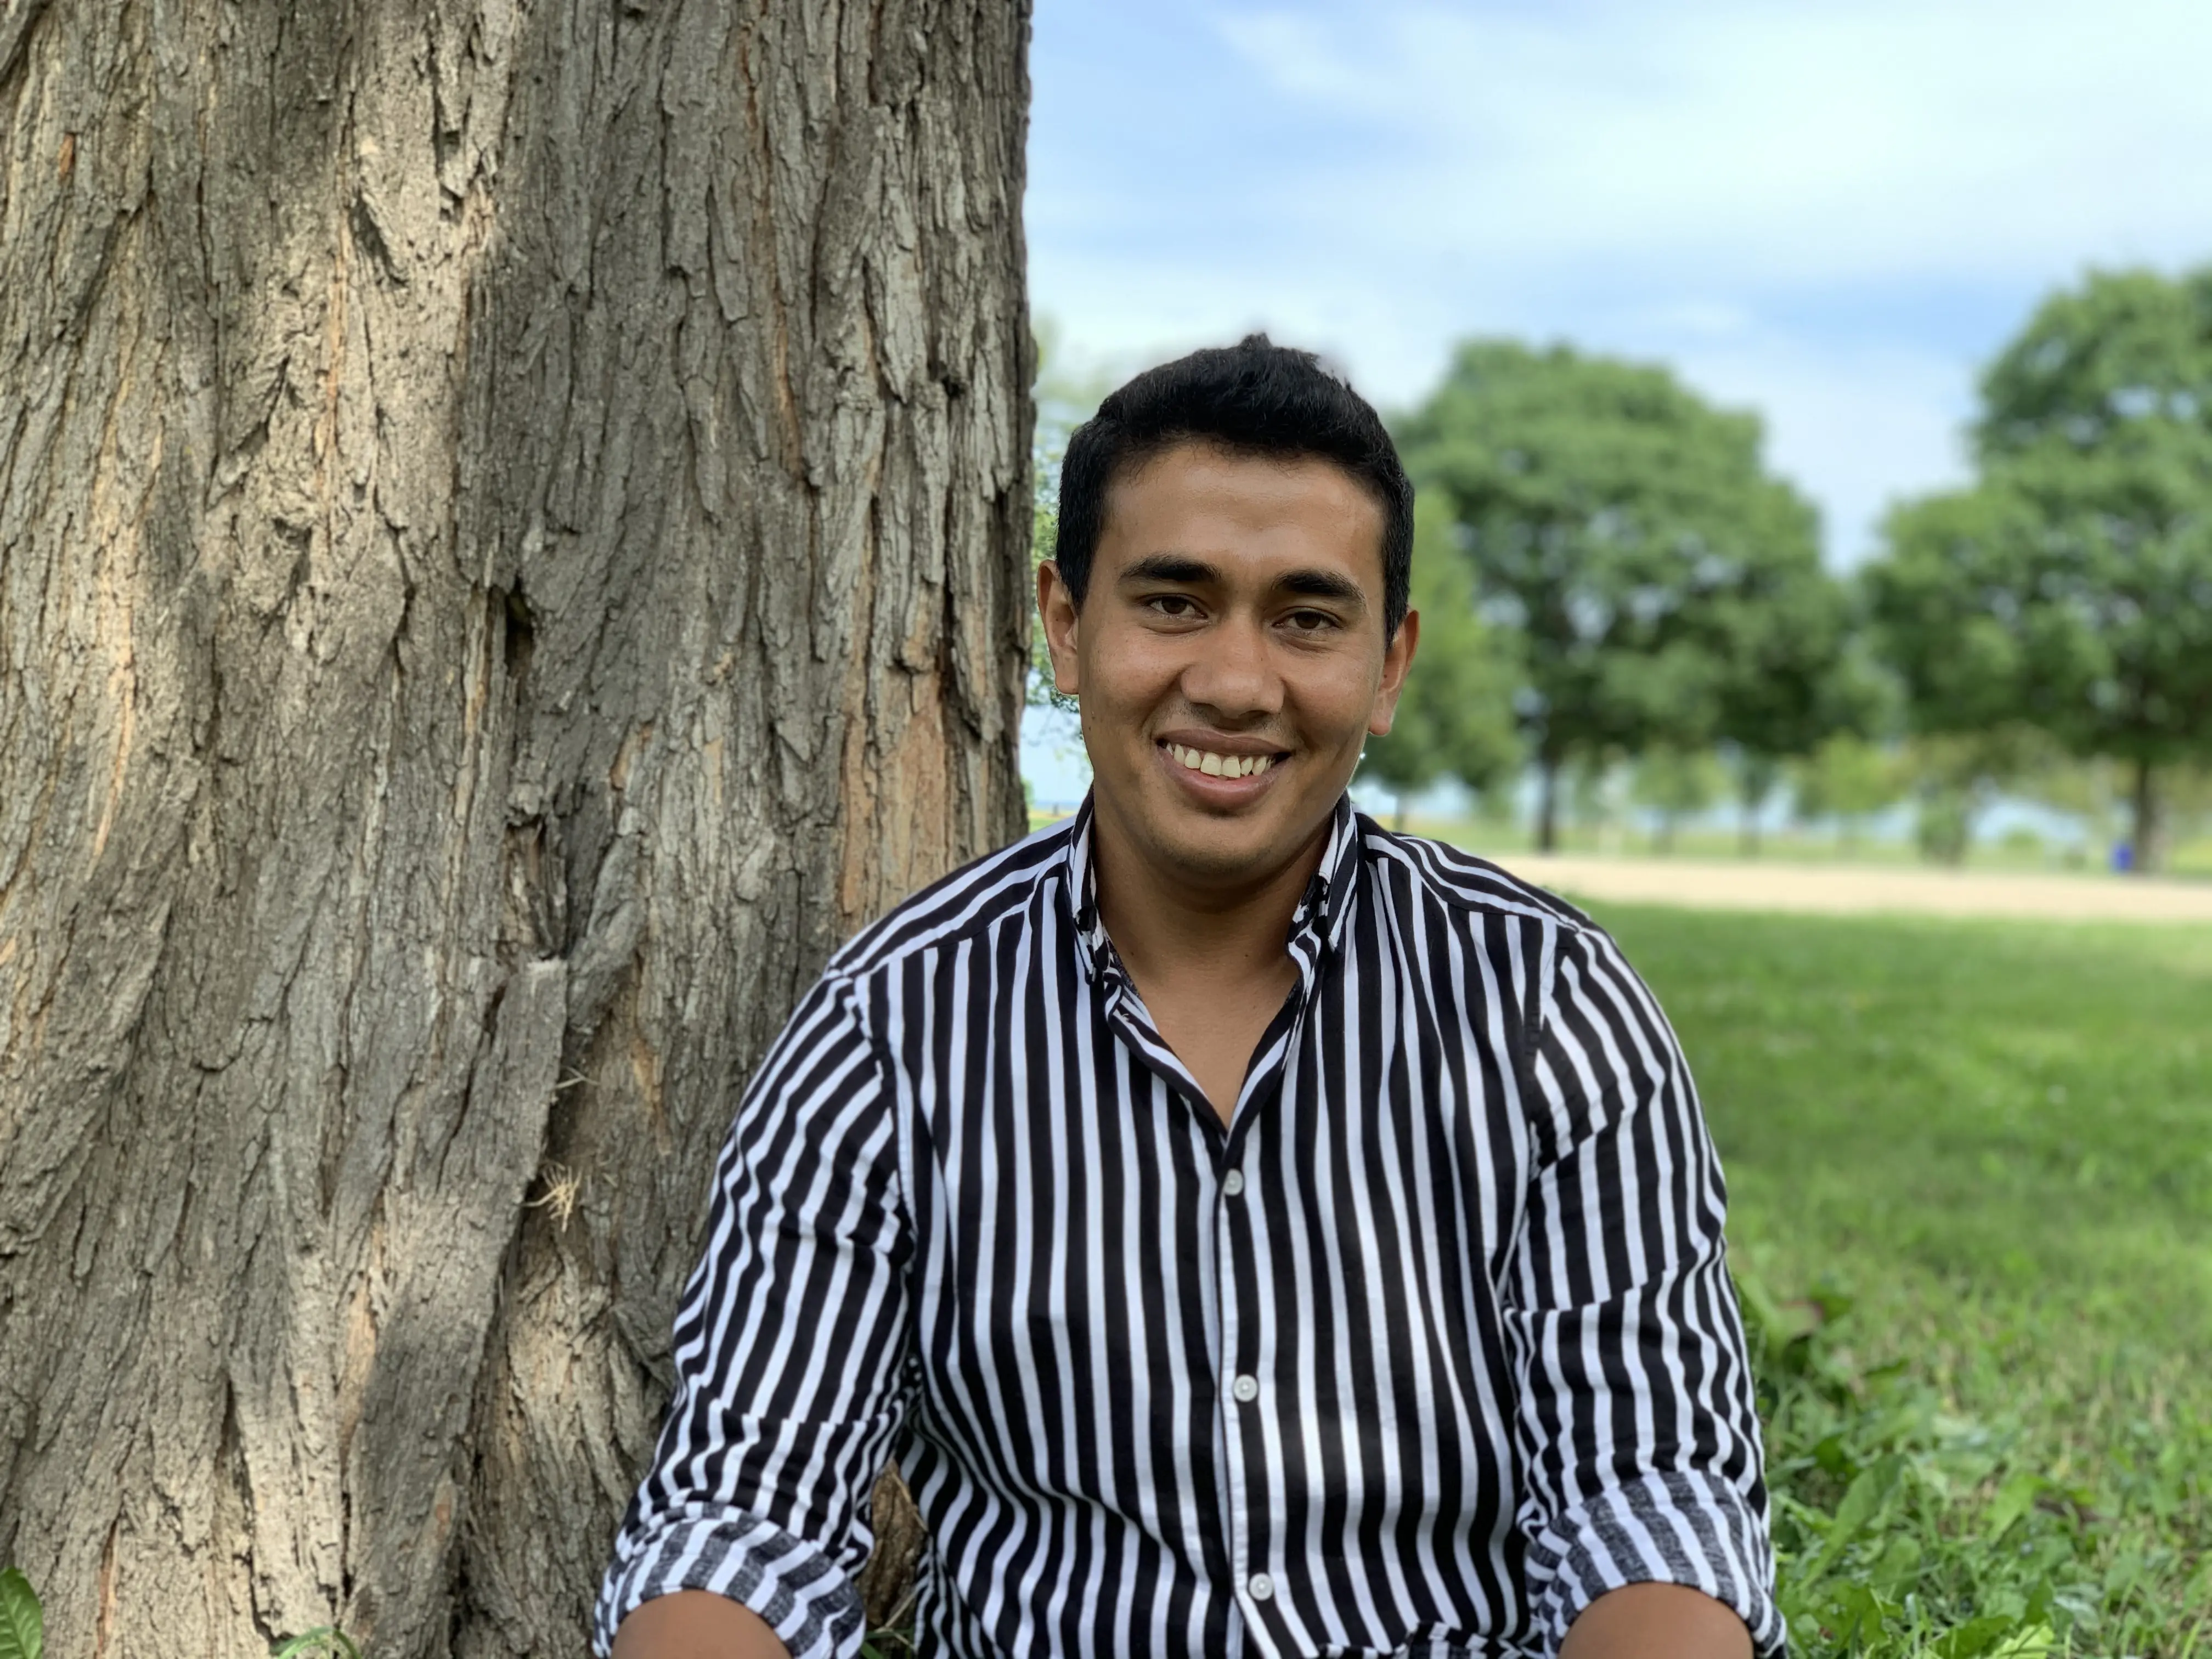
[825,815,1077,979]
[1355,815,1603,941]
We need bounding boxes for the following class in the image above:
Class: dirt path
[1482,851,2212,923]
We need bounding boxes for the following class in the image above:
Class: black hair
[1052,334,1414,639]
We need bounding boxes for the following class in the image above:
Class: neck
[1088,793,1336,991]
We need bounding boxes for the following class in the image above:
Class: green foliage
[1605,903,2212,1655]
[1634,747,1723,816]
[1900,730,2051,865]
[1792,735,1908,838]
[1027,319,1116,712]
[1911,787,1976,867]
[1866,488,2043,741]
[1633,746,1726,849]
[0,1569,41,1659]
[272,1629,362,1659]
[1709,575,1889,809]
[1399,340,1790,765]
[1359,494,1521,812]
[1030,490,1064,710]
[1741,1273,2185,1659]
[1398,340,1858,845]
[1869,268,2212,865]
[2011,757,2123,848]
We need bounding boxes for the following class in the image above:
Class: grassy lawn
[1592,903,2212,1657]
[1406,815,2212,879]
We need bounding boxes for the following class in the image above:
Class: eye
[1145,594,1203,619]
[1284,609,1340,633]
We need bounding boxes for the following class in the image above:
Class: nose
[1180,609,1282,724]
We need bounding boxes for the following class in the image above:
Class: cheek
[1284,651,1385,740]
[1081,625,1187,715]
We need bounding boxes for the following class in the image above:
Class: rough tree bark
[0,2,1030,1655]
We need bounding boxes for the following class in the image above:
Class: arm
[1560,1583,1753,1659]
[1503,921,1781,1658]
[611,1591,791,1659]
[594,973,913,1659]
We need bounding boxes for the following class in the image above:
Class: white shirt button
[1231,1372,1259,1402]
[1222,1169,1245,1197]
[1248,1572,1275,1602]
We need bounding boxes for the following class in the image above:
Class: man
[599,337,1782,1658]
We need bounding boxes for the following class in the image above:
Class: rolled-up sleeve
[1504,921,1785,1657]
[594,970,912,1659]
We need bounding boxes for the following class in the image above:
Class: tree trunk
[1737,757,1775,859]
[0,3,1031,1656]
[2128,755,2163,875]
[1536,754,1561,853]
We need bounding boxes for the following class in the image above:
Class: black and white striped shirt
[595,797,1782,1658]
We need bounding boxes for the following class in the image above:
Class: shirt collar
[1060,792,1364,985]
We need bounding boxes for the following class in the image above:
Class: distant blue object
[2112,840,2134,872]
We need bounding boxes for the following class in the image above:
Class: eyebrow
[1119,553,1218,586]
[1276,568,1366,608]
[1118,554,1368,611]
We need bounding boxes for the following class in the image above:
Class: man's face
[1039,440,1417,890]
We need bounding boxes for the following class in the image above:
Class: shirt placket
[1087,979,1275,1651]
[1067,805,1357,1656]
[1214,1093,1286,1655]
[1212,901,1336,1658]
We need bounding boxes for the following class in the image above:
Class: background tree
[1868,268,2212,872]
[1026,319,1115,712]
[1633,746,1726,853]
[1358,496,1522,827]
[1708,576,1884,855]
[1565,753,1632,850]
[2157,762,2212,855]
[0,5,1030,1656]
[1790,735,1908,852]
[1398,340,1826,850]
[2011,756,2124,860]
[1901,731,2047,866]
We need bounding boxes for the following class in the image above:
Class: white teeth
[1167,744,1276,778]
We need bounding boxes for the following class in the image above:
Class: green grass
[1589,903,2212,1657]
[1410,814,2212,879]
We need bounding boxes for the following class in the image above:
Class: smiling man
[598,337,1782,1658]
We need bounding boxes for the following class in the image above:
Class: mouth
[1155,737,1291,801]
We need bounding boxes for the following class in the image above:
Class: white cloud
[1212,0,2212,287]
[1026,0,2212,565]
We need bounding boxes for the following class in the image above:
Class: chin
[1152,796,1318,880]
[1158,823,1276,877]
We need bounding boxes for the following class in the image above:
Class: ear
[1368,608,1419,737]
[1037,560,1082,696]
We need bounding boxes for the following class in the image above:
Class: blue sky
[1019,0,2212,807]
[1028,0,2212,563]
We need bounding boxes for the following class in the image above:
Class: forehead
[1098,441,1386,585]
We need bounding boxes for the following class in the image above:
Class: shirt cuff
[1522,1468,1786,1658]
[591,1506,867,1659]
